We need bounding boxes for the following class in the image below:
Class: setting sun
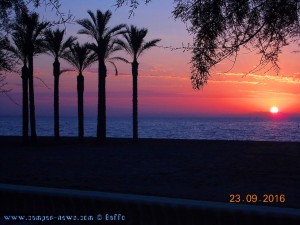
[270,106,279,114]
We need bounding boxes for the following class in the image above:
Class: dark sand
[1,136,299,209]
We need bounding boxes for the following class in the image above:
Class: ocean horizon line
[1,112,300,120]
[1,116,300,142]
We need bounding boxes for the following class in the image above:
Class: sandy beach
[1,136,299,209]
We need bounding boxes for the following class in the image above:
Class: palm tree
[62,42,97,139]
[44,28,76,140]
[77,9,126,141]
[8,28,29,143]
[117,25,161,141]
[13,11,49,142]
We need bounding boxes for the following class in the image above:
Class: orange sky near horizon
[0,0,300,118]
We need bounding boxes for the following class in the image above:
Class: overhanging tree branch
[116,0,300,89]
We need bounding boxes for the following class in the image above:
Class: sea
[0,116,300,142]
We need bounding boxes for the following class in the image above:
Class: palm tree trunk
[53,58,60,140]
[77,74,84,139]
[132,60,139,141]
[28,53,37,141]
[97,60,107,142]
[21,65,29,144]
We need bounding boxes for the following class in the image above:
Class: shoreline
[1,135,300,144]
[1,136,300,209]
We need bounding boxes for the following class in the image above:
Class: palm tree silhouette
[9,27,29,143]
[63,42,97,139]
[14,11,49,141]
[77,9,126,141]
[117,25,161,141]
[44,28,76,140]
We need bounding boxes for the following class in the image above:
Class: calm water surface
[0,116,299,142]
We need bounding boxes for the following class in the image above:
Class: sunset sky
[1,0,300,118]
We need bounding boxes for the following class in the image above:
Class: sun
[270,106,279,114]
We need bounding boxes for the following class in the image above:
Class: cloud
[141,74,189,80]
[215,72,300,84]
[210,80,261,85]
[139,64,178,76]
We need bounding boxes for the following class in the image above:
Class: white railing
[1,183,300,225]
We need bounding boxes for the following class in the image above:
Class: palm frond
[62,51,80,71]
[61,36,77,54]
[109,56,130,64]
[106,24,126,37]
[0,38,18,72]
[78,9,126,62]
[17,11,49,56]
[6,36,26,63]
[107,60,118,75]
[115,38,133,56]
[106,42,122,57]
[44,28,77,58]
[60,69,74,75]
[86,43,98,53]
[44,28,64,57]
[138,39,161,57]
[117,25,160,60]
[82,51,97,71]
[9,28,28,64]
[77,18,98,40]
[87,10,97,26]
[97,10,112,37]
[62,42,97,74]
[34,38,47,55]
[62,46,81,71]
[33,16,50,41]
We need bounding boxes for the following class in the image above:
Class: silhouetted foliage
[63,42,97,74]
[44,28,76,139]
[0,1,87,93]
[116,0,300,89]
[11,11,50,141]
[0,0,19,77]
[115,0,152,16]
[117,25,160,140]
[0,0,72,30]
[0,0,27,31]
[0,74,10,93]
[77,9,126,141]
[9,18,31,142]
[0,38,15,72]
[0,0,72,115]
[63,42,97,139]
